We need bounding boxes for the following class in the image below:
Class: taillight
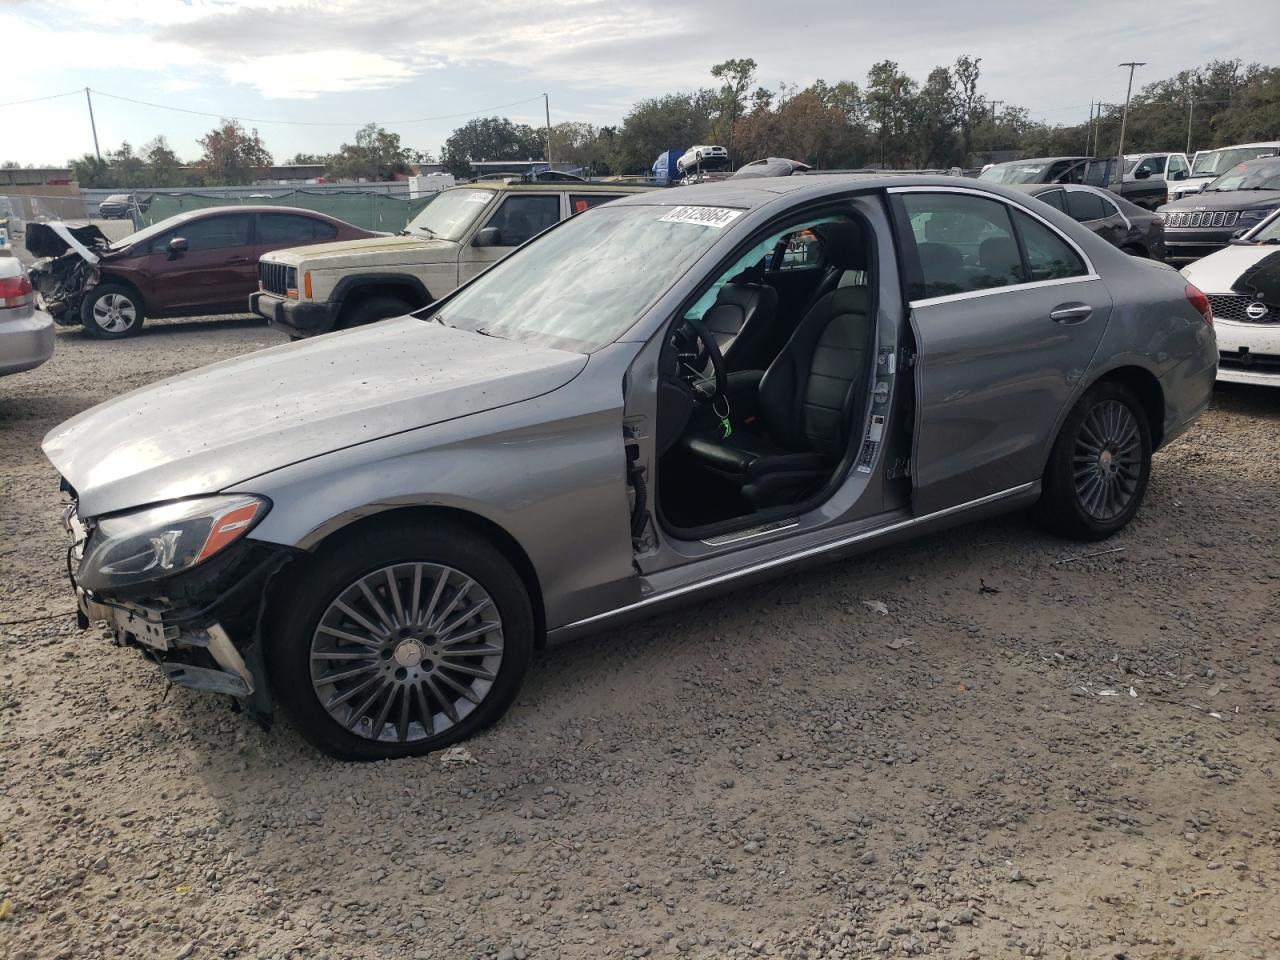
[0,274,33,309]
[1185,283,1213,326]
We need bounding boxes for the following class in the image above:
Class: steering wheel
[680,316,728,407]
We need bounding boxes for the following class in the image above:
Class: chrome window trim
[908,273,1104,308]
[887,184,1100,308]
[560,482,1036,633]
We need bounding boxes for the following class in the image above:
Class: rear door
[150,213,255,314]
[256,212,337,260]
[459,193,561,282]
[890,187,1114,515]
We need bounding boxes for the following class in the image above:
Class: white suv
[252,180,654,338]
[1170,141,1280,200]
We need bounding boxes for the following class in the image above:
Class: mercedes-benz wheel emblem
[1245,301,1269,321]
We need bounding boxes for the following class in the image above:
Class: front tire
[1037,381,1152,541]
[266,519,534,761]
[81,283,145,338]
[338,295,414,330]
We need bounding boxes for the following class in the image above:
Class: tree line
[37,57,1280,189]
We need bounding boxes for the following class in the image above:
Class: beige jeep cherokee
[251,179,655,338]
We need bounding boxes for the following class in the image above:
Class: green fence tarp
[139,190,435,233]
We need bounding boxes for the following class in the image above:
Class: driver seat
[680,221,871,509]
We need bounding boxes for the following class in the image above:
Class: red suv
[28,206,375,338]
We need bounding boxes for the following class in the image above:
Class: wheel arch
[1088,364,1165,448]
[279,504,547,647]
[88,272,148,315]
[333,274,432,318]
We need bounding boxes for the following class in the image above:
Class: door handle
[1049,303,1093,324]
[225,255,250,264]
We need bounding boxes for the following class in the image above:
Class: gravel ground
[1,320,1278,960]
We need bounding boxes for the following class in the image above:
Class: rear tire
[265,519,534,761]
[1036,381,1152,541]
[338,295,414,330]
[81,283,145,338]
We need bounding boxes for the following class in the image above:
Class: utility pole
[1086,102,1095,155]
[1116,61,1145,160]
[990,100,1004,122]
[543,93,553,168]
[85,87,101,163]
[1186,95,1195,156]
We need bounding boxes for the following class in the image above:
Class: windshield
[1207,161,1280,192]
[403,189,494,241]
[1123,159,1139,174]
[436,203,734,352]
[978,162,1050,184]
[1193,147,1279,176]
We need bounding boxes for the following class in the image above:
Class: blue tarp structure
[652,149,684,185]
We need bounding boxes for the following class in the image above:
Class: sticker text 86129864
[658,206,744,229]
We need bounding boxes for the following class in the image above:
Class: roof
[609,173,995,211]
[987,157,1089,166]
[452,181,656,194]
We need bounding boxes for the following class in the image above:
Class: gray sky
[2,0,1277,166]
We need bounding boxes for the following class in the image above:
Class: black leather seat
[701,281,779,371]
[681,221,871,509]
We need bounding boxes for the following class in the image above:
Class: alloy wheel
[309,562,504,744]
[92,293,137,333]
[1071,399,1143,522]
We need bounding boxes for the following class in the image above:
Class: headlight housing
[77,495,269,592]
[1239,209,1271,223]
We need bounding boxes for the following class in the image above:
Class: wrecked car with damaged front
[45,176,1216,761]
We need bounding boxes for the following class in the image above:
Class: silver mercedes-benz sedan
[43,176,1217,760]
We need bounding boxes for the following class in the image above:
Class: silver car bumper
[1213,317,1280,386]
[0,304,54,376]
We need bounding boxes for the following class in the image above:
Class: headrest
[819,221,868,271]
[832,284,869,315]
[715,281,778,309]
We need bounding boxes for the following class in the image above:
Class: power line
[0,89,83,109]
[87,89,550,127]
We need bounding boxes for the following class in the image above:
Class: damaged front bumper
[26,222,109,324]
[63,502,296,719]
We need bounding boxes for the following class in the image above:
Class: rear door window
[900,192,1027,299]
[485,195,561,247]
[1065,191,1108,223]
[1011,210,1087,281]
[258,213,331,243]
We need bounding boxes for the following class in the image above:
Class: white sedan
[677,145,729,174]
[1182,209,1280,385]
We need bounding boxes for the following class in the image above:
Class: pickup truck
[978,156,1168,210]
[252,179,657,339]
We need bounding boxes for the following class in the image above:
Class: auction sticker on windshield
[464,192,493,203]
[659,206,744,229]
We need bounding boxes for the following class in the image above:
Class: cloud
[221,51,419,99]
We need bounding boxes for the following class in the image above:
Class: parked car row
[27,207,376,338]
[978,155,1171,210]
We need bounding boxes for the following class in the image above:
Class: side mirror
[1135,169,1152,180]
[167,237,188,258]
[1174,170,1188,181]
[472,227,502,248]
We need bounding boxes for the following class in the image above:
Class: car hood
[1181,244,1278,291]
[44,317,587,517]
[264,234,460,270]
[1160,190,1280,212]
